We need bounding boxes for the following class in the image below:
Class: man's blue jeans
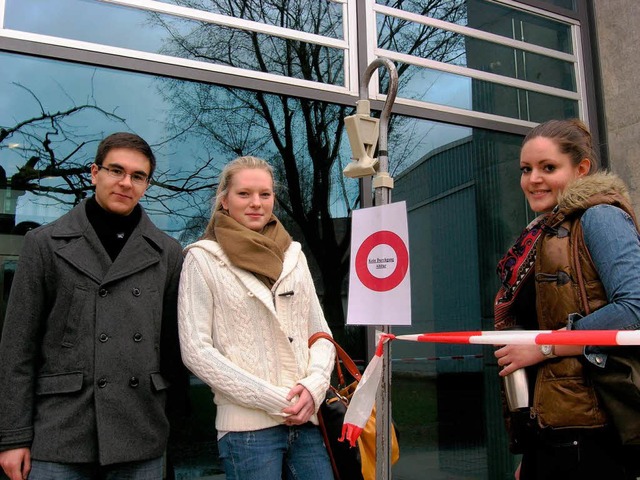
[218,423,334,480]
[28,456,163,479]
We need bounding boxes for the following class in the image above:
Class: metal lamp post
[343,57,399,479]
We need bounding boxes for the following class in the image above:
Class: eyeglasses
[97,165,150,185]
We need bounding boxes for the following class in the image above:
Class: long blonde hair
[202,156,275,239]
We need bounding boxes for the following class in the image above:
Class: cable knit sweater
[178,239,335,433]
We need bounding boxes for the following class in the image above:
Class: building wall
[593,0,640,206]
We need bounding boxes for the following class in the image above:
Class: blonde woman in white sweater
[178,156,336,480]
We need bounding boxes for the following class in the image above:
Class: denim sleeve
[570,205,640,366]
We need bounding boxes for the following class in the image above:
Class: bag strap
[309,332,359,480]
[315,403,341,480]
[571,220,591,315]
[309,332,362,383]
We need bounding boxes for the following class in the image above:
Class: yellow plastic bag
[357,405,400,480]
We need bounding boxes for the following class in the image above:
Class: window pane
[466,0,574,53]
[376,0,469,27]
[386,116,528,479]
[465,39,576,92]
[6,0,166,53]
[376,1,577,119]
[377,0,574,53]
[376,10,468,66]
[153,0,344,38]
[0,55,204,233]
[380,17,576,92]
[5,0,345,85]
[1,56,359,479]
[387,63,578,122]
[0,52,355,233]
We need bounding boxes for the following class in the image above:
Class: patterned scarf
[210,210,292,288]
[494,214,548,330]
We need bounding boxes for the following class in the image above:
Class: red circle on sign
[355,230,409,292]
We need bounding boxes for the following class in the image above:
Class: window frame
[0,0,600,139]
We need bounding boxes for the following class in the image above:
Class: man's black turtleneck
[86,196,142,261]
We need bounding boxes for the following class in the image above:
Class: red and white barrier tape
[400,329,640,345]
[340,329,640,446]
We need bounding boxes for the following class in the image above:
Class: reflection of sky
[0,52,218,235]
[5,0,165,52]
[400,67,472,110]
[389,118,471,179]
[0,54,169,155]
[5,0,345,84]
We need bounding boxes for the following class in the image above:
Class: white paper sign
[347,201,411,325]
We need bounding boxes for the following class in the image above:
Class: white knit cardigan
[178,239,335,433]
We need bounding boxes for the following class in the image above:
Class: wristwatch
[540,344,557,359]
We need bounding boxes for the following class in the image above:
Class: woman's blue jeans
[218,423,334,480]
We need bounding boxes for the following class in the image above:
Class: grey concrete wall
[592,1,640,206]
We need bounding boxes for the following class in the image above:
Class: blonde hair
[202,156,275,239]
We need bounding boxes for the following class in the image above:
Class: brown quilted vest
[532,175,637,428]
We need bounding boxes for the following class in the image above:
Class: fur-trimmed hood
[557,171,632,212]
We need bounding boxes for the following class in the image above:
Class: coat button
[132,287,141,297]
[98,288,108,297]
[129,376,139,388]
[99,333,109,343]
[133,333,143,342]
[97,378,108,388]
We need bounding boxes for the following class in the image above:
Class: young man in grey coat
[0,132,186,479]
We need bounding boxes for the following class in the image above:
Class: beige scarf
[206,210,292,288]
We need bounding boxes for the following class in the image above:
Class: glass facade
[0,0,596,478]
[5,0,347,85]
[378,0,574,52]
[375,0,581,122]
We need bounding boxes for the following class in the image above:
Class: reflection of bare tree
[378,0,467,175]
[150,0,465,327]
[0,84,126,204]
[378,0,467,76]
[152,1,353,327]
[0,83,218,235]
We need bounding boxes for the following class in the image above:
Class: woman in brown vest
[493,119,640,479]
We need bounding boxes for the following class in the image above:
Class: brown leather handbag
[309,332,400,480]
[309,332,364,480]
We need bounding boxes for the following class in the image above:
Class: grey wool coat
[0,200,185,465]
